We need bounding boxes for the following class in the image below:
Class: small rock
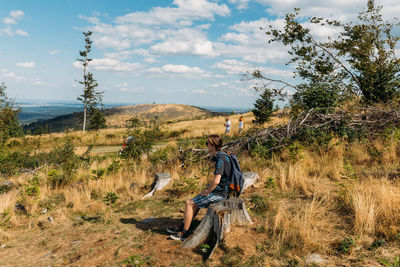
[74,216,83,221]
[1,181,13,187]
[41,208,47,214]
[305,253,325,265]
[71,240,80,244]
[47,217,54,223]
[140,217,155,223]
[0,244,6,248]
[14,203,26,212]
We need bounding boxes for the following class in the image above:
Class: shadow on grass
[120,217,202,236]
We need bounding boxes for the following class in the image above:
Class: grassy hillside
[2,111,400,266]
[23,104,225,133]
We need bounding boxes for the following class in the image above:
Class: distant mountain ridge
[23,104,224,133]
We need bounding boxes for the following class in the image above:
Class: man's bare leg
[183,200,199,231]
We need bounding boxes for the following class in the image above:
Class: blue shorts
[192,193,225,209]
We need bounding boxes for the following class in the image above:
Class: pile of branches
[223,107,400,154]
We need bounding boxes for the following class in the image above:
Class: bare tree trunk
[82,102,87,132]
[182,198,252,259]
[142,173,171,199]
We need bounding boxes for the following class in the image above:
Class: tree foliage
[252,89,274,124]
[77,31,103,132]
[261,1,400,110]
[0,83,23,144]
[90,109,107,130]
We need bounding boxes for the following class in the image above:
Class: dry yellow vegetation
[1,111,400,266]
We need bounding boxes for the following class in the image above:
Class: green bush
[339,236,355,253]
[48,139,79,176]
[103,192,119,207]
[121,129,160,161]
[25,176,40,197]
[106,159,120,174]
[47,169,70,188]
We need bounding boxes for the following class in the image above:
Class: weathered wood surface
[242,172,259,192]
[182,198,252,259]
[141,172,171,199]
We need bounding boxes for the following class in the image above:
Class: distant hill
[23,104,224,133]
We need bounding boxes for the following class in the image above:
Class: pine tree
[77,31,103,132]
[90,109,107,130]
[252,89,274,124]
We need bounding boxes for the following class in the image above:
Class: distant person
[224,117,231,135]
[238,116,244,134]
[118,136,133,155]
[168,134,232,241]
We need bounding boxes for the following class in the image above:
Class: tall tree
[77,31,103,132]
[256,1,400,110]
[0,83,23,143]
[252,89,274,124]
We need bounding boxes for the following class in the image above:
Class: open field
[1,112,400,266]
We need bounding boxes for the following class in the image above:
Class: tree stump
[141,172,171,199]
[242,172,259,192]
[182,198,252,259]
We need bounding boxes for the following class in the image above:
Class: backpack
[219,152,244,197]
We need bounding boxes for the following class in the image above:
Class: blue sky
[1,0,399,108]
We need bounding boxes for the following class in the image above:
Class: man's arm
[200,174,221,196]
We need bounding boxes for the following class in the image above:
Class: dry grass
[3,112,400,265]
[271,196,333,255]
[349,178,400,237]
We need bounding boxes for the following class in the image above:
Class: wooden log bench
[182,198,252,259]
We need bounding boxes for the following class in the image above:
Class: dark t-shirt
[211,151,232,198]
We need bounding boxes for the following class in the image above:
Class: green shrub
[379,256,400,267]
[48,139,79,177]
[25,176,40,197]
[47,169,70,188]
[121,129,159,161]
[250,194,269,213]
[91,168,105,180]
[340,236,355,253]
[121,254,152,266]
[103,192,119,206]
[106,159,120,174]
[0,209,11,228]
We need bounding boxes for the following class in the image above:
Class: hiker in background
[118,136,133,155]
[224,117,231,135]
[238,116,244,134]
[168,134,232,241]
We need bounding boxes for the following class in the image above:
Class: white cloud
[73,58,142,72]
[145,64,211,78]
[3,26,13,36]
[3,10,25,25]
[149,27,218,57]
[116,82,144,92]
[213,59,292,78]
[192,89,207,94]
[115,0,230,26]
[10,10,24,20]
[3,72,16,77]
[143,57,157,64]
[161,64,205,74]
[15,29,28,36]
[17,61,36,68]
[49,50,60,55]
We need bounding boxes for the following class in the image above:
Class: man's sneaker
[167,222,183,234]
[169,231,188,241]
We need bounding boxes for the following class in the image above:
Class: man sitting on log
[168,134,232,241]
